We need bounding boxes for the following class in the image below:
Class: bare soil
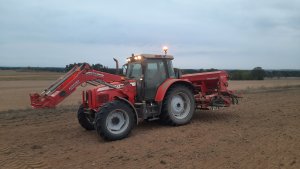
[0,80,88,111]
[0,85,299,169]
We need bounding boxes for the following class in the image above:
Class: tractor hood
[96,82,124,92]
[96,80,136,92]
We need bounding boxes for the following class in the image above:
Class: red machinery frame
[30,63,131,108]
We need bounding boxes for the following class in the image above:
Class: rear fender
[114,96,139,125]
[155,78,194,102]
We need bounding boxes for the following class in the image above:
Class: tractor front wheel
[160,85,195,125]
[95,100,135,141]
[77,105,95,130]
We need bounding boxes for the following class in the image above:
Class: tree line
[227,67,300,80]
[65,63,117,74]
[0,66,65,72]
[1,64,299,80]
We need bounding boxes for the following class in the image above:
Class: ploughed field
[0,70,299,169]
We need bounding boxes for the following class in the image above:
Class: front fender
[114,96,139,125]
[154,78,193,102]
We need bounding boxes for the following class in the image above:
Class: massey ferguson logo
[114,84,124,88]
[86,72,104,77]
[97,84,124,92]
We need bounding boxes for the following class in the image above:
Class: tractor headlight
[134,55,142,60]
[126,58,130,62]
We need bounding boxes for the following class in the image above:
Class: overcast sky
[0,0,299,69]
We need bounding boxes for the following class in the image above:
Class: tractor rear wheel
[77,105,95,130]
[95,100,135,141]
[160,85,195,125]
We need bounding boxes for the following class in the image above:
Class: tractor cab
[124,54,175,101]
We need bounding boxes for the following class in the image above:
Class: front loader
[30,50,240,141]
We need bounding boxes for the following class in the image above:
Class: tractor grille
[86,90,93,106]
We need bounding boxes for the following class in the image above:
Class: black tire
[77,105,95,130]
[95,100,135,141]
[160,85,195,125]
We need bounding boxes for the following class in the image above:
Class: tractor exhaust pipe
[113,58,119,75]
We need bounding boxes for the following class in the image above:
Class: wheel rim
[170,92,191,119]
[106,109,129,134]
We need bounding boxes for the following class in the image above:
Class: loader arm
[30,63,124,108]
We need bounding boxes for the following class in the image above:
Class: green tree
[92,63,104,71]
[251,67,265,80]
[65,63,83,72]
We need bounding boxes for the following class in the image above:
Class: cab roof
[133,54,174,60]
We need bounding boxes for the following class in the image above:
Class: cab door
[144,59,167,100]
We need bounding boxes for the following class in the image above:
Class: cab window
[126,63,142,79]
[167,60,175,78]
[144,60,167,99]
[145,60,166,82]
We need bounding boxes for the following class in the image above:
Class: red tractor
[30,51,239,141]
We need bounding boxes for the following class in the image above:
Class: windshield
[126,63,142,79]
